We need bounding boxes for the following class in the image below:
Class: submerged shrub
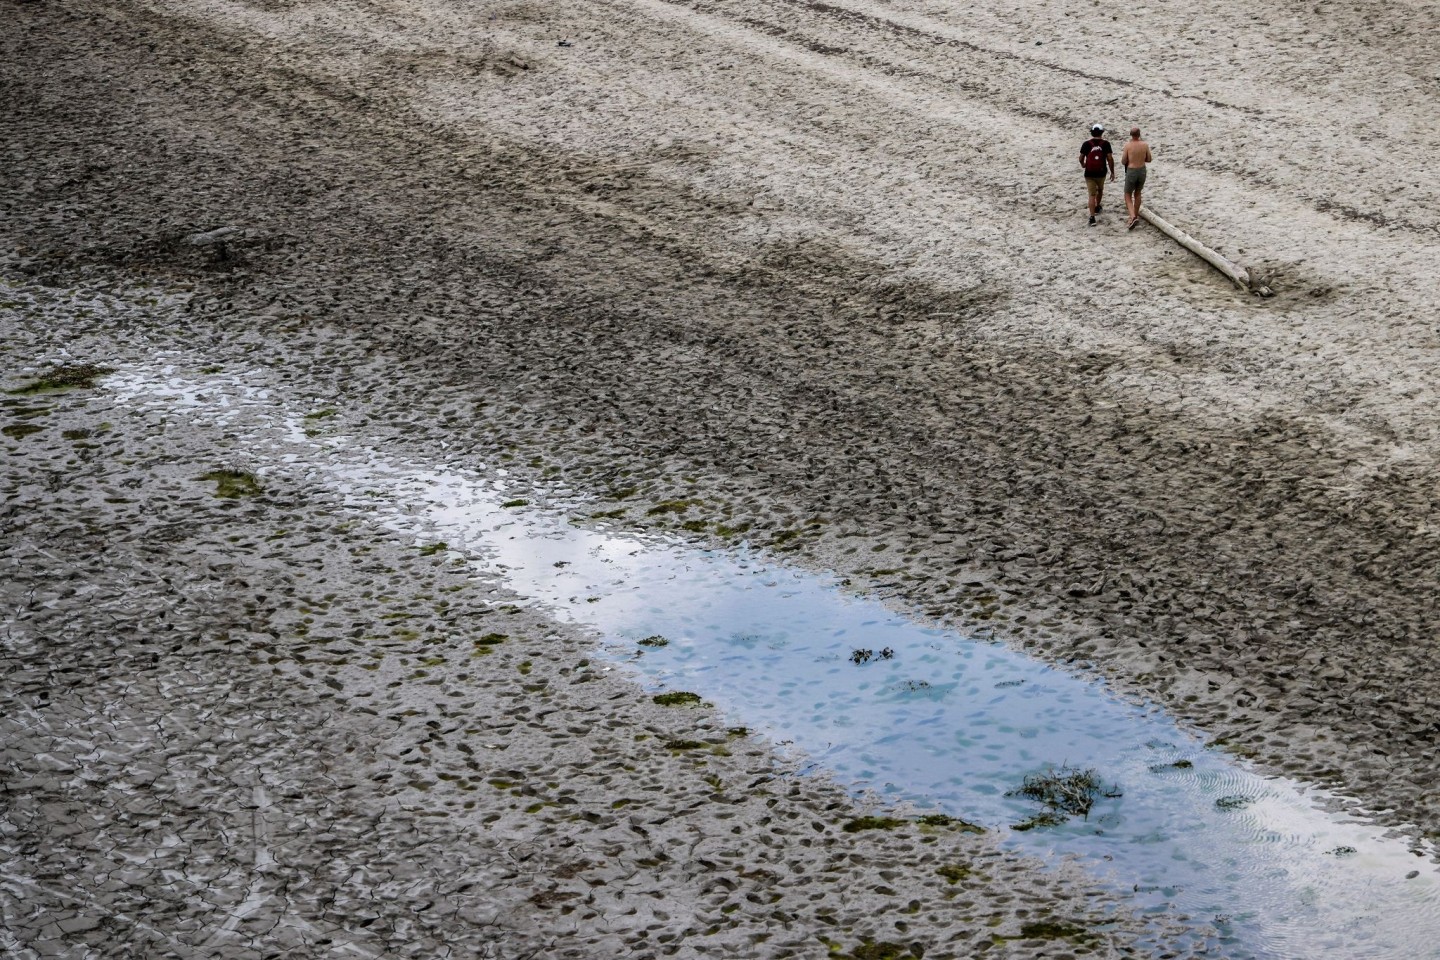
[1008,765,1119,822]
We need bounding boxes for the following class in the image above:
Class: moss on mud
[199,469,263,498]
[2,423,43,439]
[916,813,983,834]
[994,920,1096,945]
[652,691,703,707]
[8,363,114,395]
[826,939,924,960]
[1011,812,1067,832]
[936,864,971,884]
[647,499,697,516]
[842,816,906,833]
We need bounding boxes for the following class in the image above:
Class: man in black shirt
[1079,123,1115,225]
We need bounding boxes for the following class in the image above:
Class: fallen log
[1138,207,1273,297]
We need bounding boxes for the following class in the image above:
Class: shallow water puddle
[110,366,1440,959]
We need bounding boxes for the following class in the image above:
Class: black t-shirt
[1080,137,1112,178]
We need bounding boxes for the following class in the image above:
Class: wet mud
[5,0,1440,954]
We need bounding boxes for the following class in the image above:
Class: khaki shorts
[1085,176,1105,198]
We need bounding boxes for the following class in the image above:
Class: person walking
[1079,123,1114,225]
[1121,127,1153,230]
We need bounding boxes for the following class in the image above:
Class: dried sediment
[4,0,1440,950]
[0,280,1202,957]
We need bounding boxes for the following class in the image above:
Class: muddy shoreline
[5,0,1440,953]
[2,274,1208,958]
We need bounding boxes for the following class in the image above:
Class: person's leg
[1128,169,1147,226]
[1087,178,1100,221]
[1124,185,1135,223]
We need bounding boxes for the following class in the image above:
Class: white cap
[1091,123,1105,133]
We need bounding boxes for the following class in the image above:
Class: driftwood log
[1139,207,1273,297]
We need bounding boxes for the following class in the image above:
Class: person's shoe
[1088,215,1096,225]
[1095,204,1103,214]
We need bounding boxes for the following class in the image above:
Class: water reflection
[110,368,1440,960]
[370,463,1440,960]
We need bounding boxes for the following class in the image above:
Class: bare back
[1122,138,1152,169]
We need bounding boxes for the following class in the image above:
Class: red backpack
[1083,139,1108,175]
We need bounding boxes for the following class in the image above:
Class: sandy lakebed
[4,0,1440,957]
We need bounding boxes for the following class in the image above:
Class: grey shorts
[1124,166,1147,193]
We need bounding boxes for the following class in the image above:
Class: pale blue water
[112,367,1440,960]
[406,469,1440,960]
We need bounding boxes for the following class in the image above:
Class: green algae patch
[198,469,263,498]
[1011,811,1067,832]
[647,499,697,516]
[771,528,804,547]
[418,541,449,556]
[637,635,670,648]
[664,739,706,751]
[2,423,43,440]
[476,633,508,646]
[7,363,114,395]
[842,816,907,834]
[937,864,971,885]
[501,498,529,508]
[994,920,1096,945]
[653,691,703,707]
[1208,733,1261,759]
[916,813,984,834]
[304,408,338,420]
[828,939,924,959]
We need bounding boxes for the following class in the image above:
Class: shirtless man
[1121,127,1152,230]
